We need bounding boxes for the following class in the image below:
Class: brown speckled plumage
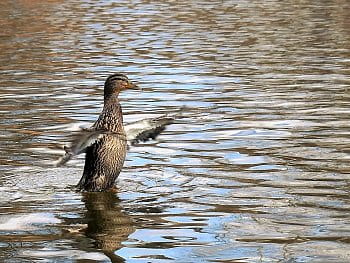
[56,73,175,192]
[77,74,133,192]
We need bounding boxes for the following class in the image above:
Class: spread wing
[55,115,174,166]
[55,130,101,167]
[125,116,174,146]
[55,130,125,167]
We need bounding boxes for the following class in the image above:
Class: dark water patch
[1,0,350,262]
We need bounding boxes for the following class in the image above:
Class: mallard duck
[56,73,174,191]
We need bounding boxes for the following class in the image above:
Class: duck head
[104,73,138,99]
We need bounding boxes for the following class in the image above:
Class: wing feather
[55,115,174,166]
[125,116,174,146]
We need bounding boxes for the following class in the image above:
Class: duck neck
[94,95,124,133]
[104,91,120,101]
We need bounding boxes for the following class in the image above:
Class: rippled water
[1,0,350,262]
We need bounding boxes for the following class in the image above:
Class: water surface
[1,0,350,262]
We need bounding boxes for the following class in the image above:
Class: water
[1,0,350,262]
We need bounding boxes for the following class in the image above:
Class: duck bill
[128,82,140,90]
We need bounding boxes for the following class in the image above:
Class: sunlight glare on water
[0,0,350,262]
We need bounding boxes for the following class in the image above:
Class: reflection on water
[1,0,350,262]
[83,192,134,262]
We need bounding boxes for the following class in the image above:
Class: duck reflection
[82,191,135,262]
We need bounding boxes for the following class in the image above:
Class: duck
[56,73,174,192]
